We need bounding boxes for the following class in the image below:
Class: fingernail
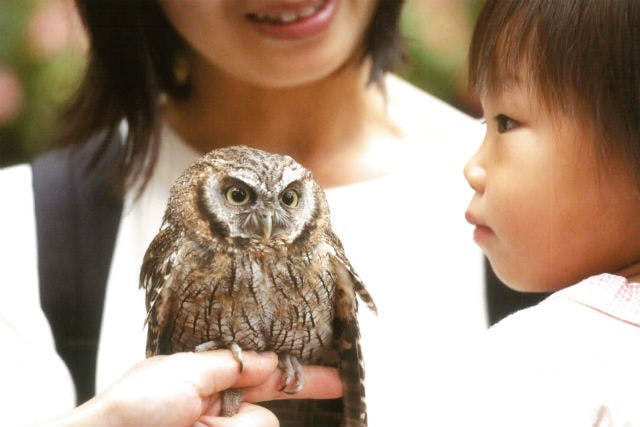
[258,351,277,361]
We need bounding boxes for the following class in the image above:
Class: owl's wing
[327,231,377,314]
[139,223,181,357]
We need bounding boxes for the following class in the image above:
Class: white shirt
[0,166,76,424]
[0,77,486,426]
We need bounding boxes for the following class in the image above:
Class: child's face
[464,83,640,291]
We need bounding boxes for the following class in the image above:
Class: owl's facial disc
[201,166,316,243]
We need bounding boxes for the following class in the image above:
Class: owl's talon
[195,342,244,373]
[230,342,244,373]
[278,354,305,394]
[290,354,305,393]
[278,354,294,392]
[195,341,216,352]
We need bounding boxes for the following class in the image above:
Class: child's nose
[464,154,486,194]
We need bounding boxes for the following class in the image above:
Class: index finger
[242,365,343,402]
[183,350,279,396]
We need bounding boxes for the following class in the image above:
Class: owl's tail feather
[261,399,343,427]
[339,319,368,427]
[332,259,369,426]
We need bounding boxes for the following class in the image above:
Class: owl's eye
[281,189,299,207]
[225,186,251,205]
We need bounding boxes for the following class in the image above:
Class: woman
[1,0,485,425]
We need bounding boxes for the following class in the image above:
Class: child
[462,0,640,425]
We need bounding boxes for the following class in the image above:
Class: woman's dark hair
[469,0,640,185]
[59,0,406,190]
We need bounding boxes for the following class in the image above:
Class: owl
[140,146,376,427]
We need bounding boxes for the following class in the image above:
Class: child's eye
[495,114,519,133]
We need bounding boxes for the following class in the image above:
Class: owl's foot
[277,353,305,394]
[195,341,244,373]
[220,388,243,417]
[195,342,244,417]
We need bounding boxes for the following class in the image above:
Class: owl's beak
[261,214,273,239]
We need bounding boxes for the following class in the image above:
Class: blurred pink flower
[0,67,24,124]
[27,0,86,58]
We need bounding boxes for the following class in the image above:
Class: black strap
[484,258,550,326]
[32,134,123,404]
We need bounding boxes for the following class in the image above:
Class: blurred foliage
[0,0,481,168]
[0,0,85,167]
[399,0,483,116]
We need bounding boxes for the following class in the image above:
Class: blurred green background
[0,0,482,168]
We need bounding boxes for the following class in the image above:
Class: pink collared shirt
[552,273,640,327]
[450,273,640,427]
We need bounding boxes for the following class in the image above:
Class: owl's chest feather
[169,245,337,361]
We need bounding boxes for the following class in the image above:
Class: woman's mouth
[245,0,335,40]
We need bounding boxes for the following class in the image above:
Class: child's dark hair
[56,0,406,191]
[469,0,640,184]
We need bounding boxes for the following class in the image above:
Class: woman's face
[159,0,378,88]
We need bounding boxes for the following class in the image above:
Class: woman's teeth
[248,0,325,24]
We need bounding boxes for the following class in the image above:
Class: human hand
[34,351,342,427]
